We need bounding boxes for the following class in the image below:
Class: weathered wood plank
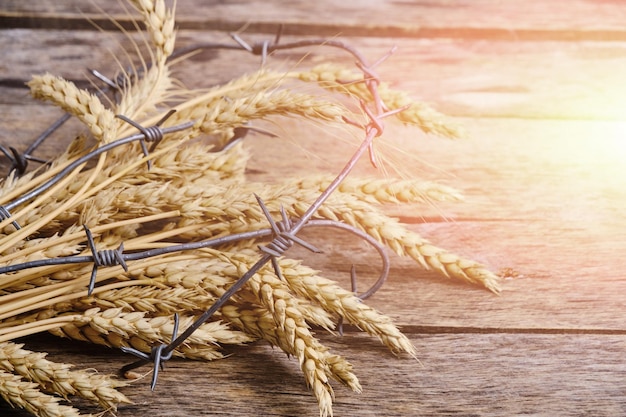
[4,29,626,121]
[2,2,626,417]
[4,0,626,41]
[1,332,624,416]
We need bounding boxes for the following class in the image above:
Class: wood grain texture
[4,0,626,40]
[1,1,625,416]
[4,29,626,120]
[1,332,624,416]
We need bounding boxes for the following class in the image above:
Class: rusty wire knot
[255,194,322,280]
[116,109,178,170]
[83,225,128,296]
[120,313,180,390]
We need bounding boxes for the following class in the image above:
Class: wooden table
[1,1,625,416]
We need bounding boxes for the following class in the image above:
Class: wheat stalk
[219,302,354,417]
[342,206,501,292]
[291,175,464,205]
[173,87,346,142]
[217,253,361,416]
[47,308,252,362]
[276,257,418,356]
[130,0,176,64]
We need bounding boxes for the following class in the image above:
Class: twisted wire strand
[0,116,70,178]
[89,68,141,94]
[116,109,177,169]
[255,194,322,280]
[0,145,28,177]
[120,313,179,388]
[83,225,128,296]
[1,115,193,220]
[0,205,20,230]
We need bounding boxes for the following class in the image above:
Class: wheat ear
[0,369,83,417]
[131,0,176,63]
[167,73,346,141]
[223,256,360,417]
[323,200,501,292]
[220,303,354,417]
[28,74,117,143]
[277,258,417,357]
[292,175,464,205]
[298,63,465,138]
[49,308,251,359]
[0,341,130,411]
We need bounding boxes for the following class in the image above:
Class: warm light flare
[555,120,626,205]
[566,121,626,169]
[607,121,626,155]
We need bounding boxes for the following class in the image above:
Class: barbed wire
[120,35,406,388]
[0,32,407,389]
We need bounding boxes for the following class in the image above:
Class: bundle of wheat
[0,1,499,416]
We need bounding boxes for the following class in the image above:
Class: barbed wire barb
[83,225,128,296]
[0,115,194,233]
[116,109,178,170]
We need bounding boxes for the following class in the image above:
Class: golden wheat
[0,0,503,415]
[298,63,465,138]
[0,341,130,410]
[276,257,417,356]
[291,175,464,205]
[219,254,361,416]
[333,202,501,292]
[131,0,176,63]
[0,369,83,417]
[219,302,353,417]
[48,308,252,360]
[28,74,118,143]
